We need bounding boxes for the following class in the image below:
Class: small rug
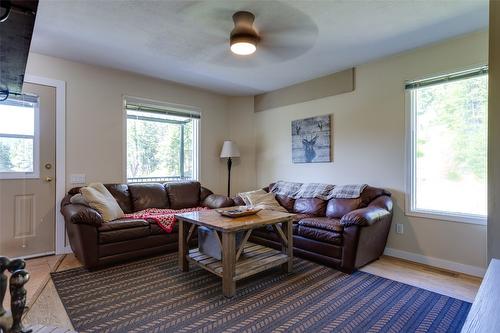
[51,254,471,333]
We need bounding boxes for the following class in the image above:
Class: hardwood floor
[20,254,482,331]
[360,256,481,303]
[23,255,78,330]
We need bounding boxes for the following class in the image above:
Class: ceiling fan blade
[262,32,316,48]
[178,4,234,37]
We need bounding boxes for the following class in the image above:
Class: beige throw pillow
[70,193,89,206]
[80,183,124,222]
[239,189,287,212]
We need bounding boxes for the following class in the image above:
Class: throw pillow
[238,189,287,212]
[80,183,124,222]
[70,193,89,206]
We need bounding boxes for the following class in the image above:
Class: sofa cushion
[276,195,295,212]
[298,217,343,233]
[325,198,362,219]
[150,222,169,235]
[257,213,313,235]
[105,184,133,213]
[166,181,200,209]
[129,183,169,211]
[98,218,149,232]
[293,198,327,216]
[297,217,343,245]
[297,226,343,245]
[98,234,176,258]
[291,213,316,224]
[98,218,150,244]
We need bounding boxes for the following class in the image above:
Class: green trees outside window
[412,74,488,217]
[126,109,195,182]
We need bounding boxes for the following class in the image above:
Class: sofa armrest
[200,186,214,202]
[233,195,245,206]
[61,204,103,227]
[340,207,391,227]
[202,194,235,209]
[340,195,393,227]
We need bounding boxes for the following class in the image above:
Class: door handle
[45,177,53,182]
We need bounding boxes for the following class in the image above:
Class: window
[0,94,39,179]
[406,67,488,224]
[125,98,200,183]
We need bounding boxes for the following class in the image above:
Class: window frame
[404,70,487,226]
[0,96,40,180]
[122,96,200,184]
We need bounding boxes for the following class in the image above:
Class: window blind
[405,66,488,90]
[125,102,201,120]
[0,93,38,107]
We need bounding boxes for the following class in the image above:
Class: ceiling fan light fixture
[230,11,259,56]
[230,36,258,55]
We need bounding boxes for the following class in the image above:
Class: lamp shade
[220,140,240,158]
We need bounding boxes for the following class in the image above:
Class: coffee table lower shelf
[187,242,288,281]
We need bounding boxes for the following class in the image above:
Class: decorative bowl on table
[216,206,262,218]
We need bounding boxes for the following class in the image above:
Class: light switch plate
[70,174,86,184]
[396,224,404,234]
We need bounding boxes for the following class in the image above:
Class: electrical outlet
[70,174,86,184]
[396,224,404,234]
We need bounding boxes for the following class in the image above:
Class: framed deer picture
[291,114,332,163]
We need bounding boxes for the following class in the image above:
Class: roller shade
[125,97,201,120]
[0,93,38,107]
[405,66,488,90]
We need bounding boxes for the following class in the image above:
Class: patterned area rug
[51,253,471,333]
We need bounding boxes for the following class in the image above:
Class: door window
[0,94,39,179]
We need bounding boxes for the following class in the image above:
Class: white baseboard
[13,251,55,261]
[384,247,486,277]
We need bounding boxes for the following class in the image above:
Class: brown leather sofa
[62,181,392,273]
[238,184,393,273]
[60,181,233,269]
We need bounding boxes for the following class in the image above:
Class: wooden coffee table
[175,208,295,298]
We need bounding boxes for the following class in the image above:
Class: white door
[0,82,56,258]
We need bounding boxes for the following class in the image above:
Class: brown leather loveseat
[61,181,232,269]
[241,183,393,273]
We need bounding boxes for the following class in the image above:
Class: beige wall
[239,31,488,272]
[25,53,230,194]
[227,96,257,196]
[488,1,500,262]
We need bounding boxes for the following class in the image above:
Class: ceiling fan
[229,11,259,56]
[181,1,318,65]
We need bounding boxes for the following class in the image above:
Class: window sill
[405,209,487,226]
[126,177,196,184]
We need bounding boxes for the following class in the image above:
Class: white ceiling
[31,0,488,96]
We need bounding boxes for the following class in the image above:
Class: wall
[25,53,230,194]
[227,96,257,196]
[241,30,488,274]
[488,1,500,262]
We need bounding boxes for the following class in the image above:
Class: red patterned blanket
[123,207,209,233]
